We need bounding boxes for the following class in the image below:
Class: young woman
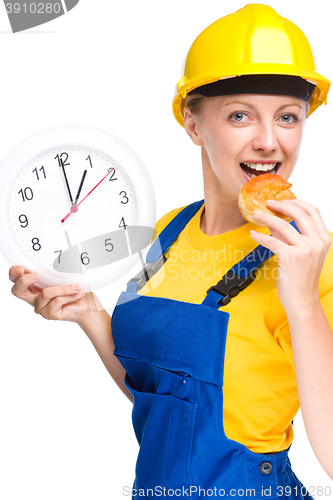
[8,4,333,499]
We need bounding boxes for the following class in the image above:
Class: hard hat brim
[173,69,331,127]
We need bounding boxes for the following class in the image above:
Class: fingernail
[30,273,39,280]
[15,267,23,275]
[70,284,80,291]
[253,210,263,216]
[76,289,86,296]
[266,199,277,204]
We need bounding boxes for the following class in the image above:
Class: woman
[9,4,333,499]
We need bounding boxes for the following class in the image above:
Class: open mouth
[240,162,281,180]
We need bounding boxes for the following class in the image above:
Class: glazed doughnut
[238,173,296,227]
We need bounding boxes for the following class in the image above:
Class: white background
[0,1,332,498]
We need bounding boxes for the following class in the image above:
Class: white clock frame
[0,124,156,291]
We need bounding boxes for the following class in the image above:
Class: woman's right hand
[9,265,97,326]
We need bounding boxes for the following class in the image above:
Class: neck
[200,199,248,236]
[200,148,248,236]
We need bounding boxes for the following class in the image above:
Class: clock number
[105,239,114,252]
[119,217,127,230]
[86,155,93,168]
[55,152,70,167]
[54,250,62,264]
[119,191,129,204]
[32,166,46,180]
[108,167,117,181]
[18,214,28,228]
[18,187,33,201]
[81,252,90,266]
[32,237,41,251]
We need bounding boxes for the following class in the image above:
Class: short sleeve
[149,205,187,251]
[275,323,296,373]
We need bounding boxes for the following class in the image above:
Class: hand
[249,199,331,312]
[59,157,74,205]
[9,265,98,326]
[74,169,87,206]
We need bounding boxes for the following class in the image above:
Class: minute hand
[61,168,115,223]
[60,160,74,205]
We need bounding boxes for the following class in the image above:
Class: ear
[183,106,204,147]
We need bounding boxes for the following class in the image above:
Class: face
[183,93,306,202]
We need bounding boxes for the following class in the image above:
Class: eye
[229,112,300,124]
[280,114,299,123]
[229,112,248,122]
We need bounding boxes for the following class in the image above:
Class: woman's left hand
[249,199,331,312]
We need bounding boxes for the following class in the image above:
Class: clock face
[0,125,156,291]
[11,145,136,267]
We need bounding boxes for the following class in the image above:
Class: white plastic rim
[0,124,156,291]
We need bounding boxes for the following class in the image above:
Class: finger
[36,290,86,320]
[11,272,42,304]
[9,265,31,283]
[253,211,302,247]
[281,199,331,245]
[266,199,325,240]
[250,229,287,257]
[269,227,290,245]
[34,283,83,311]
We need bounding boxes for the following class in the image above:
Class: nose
[251,121,279,153]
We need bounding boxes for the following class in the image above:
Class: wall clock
[0,125,156,291]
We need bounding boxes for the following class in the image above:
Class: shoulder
[152,204,188,242]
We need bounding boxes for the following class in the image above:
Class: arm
[9,266,133,404]
[287,296,333,479]
[77,304,133,403]
[249,199,333,479]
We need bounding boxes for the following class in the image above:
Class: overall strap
[126,200,205,293]
[202,219,301,309]
[146,199,205,263]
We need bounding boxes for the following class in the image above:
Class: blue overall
[111,200,314,499]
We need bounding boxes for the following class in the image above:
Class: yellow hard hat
[172,4,331,127]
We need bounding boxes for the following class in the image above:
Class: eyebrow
[224,100,303,110]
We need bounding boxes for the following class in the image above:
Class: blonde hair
[184,93,310,118]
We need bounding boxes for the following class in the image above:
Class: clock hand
[61,168,114,223]
[60,158,74,205]
[74,170,87,206]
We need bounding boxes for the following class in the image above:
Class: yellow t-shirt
[137,202,333,454]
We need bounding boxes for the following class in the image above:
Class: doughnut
[238,173,296,227]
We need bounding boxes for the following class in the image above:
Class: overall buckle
[127,254,167,291]
[206,269,257,306]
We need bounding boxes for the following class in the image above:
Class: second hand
[61,168,115,223]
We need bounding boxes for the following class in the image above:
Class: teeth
[244,162,277,171]
[241,162,279,179]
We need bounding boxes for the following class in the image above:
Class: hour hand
[74,170,87,206]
